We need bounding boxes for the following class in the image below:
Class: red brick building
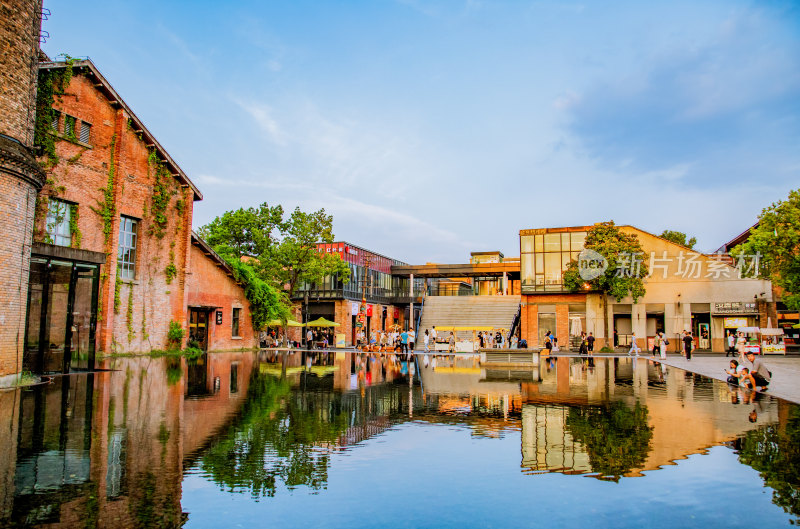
[24,58,256,373]
[295,242,415,346]
[186,233,256,351]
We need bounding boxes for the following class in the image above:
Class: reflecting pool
[1,352,798,528]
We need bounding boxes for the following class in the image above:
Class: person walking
[400,329,409,354]
[448,332,456,353]
[628,332,641,356]
[726,332,736,357]
[659,332,668,359]
[586,332,595,355]
[544,331,552,355]
[408,328,416,351]
[423,329,430,353]
[431,326,438,345]
[683,331,693,361]
[736,332,747,358]
[579,332,588,355]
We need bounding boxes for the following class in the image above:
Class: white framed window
[117,216,138,280]
[45,198,72,247]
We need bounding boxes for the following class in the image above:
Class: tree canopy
[563,221,649,303]
[199,203,351,328]
[659,230,696,250]
[733,189,800,311]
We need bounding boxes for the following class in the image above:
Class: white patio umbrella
[760,317,784,336]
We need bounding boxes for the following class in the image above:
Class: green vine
[33,55,75,168]
[114,274,122,314]
[165,250,177,285]
[97,272,106,322]
[147,149,178,239]
[69,203,81,248]
[126,283,135,342]
[91,134,117,247]
[141,303,149,341]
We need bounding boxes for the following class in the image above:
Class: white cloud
[233,100,288,146]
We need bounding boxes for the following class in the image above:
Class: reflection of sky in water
[183,425,782,529]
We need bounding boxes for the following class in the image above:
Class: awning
[305,317,340,327]
[266,318,303,327]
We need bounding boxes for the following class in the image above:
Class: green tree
[197,202,283,260]
[563,221,648,343]
[266,207,350,297]
[200,204,350,335]
[566,401,654,481]
[659,230,697,249]
[733,189,800,311]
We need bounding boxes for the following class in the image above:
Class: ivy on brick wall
[69,203,81,248]
[114,274,122,314]
[33,56,74,168]
[91,134,117,248]
[147,149,178,240]
[126,283,135,343]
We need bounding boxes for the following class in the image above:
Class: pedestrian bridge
[391,261,520,279]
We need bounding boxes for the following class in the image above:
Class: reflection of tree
[735,405,800,523]
[201,371,351,498]
[565,401,653,480]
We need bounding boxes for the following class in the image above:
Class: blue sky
[42,0,800,263]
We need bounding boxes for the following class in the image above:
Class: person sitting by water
[725,359,742,385]
[739,368,758,391]
[743,352,771,390]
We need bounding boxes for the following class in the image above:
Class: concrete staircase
[417,296,521,343]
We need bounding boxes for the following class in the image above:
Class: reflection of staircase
[417,296,521,342]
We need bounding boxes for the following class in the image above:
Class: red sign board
[366,304,373,317]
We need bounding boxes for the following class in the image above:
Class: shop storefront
[712,302,759,353]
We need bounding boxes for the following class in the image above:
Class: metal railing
[415,288,427,333]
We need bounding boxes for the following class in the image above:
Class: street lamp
[304,290,309,347]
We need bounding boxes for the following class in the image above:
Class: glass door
[68,264,99,370]
[188,309,208,351]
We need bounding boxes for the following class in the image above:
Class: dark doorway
[188,309,209,351]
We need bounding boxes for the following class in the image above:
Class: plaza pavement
[551,351,800,404]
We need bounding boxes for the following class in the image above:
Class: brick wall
[521,292,587,348]
[185,244,256,351]
[0,0,42,146]
[0,0,44,377]
[35,71,194,354]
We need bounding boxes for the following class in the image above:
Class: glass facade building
[520,229,586,293]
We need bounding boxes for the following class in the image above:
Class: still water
[0,351,798,528]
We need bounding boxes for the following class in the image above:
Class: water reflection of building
[520,357,785,477]
[0,352,260,527]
